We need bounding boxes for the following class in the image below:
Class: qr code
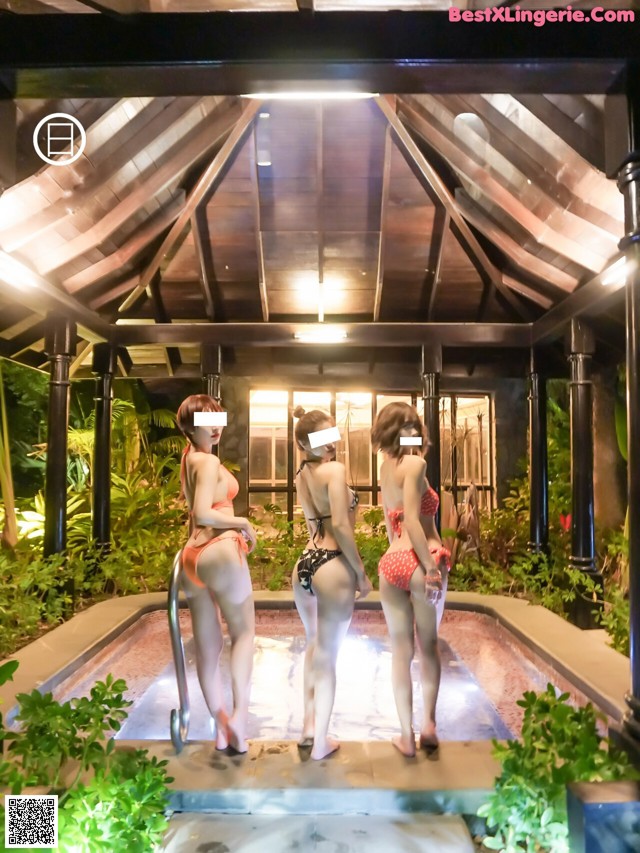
[4,795,58,849]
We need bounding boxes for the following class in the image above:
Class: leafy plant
[0,664,173,852]
[478,684,640,853]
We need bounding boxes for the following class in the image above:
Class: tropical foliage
[0,660,173,853]
[478,684,639,853]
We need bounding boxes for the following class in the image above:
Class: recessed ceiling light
[243,92,379,102]
[294,326,348,344]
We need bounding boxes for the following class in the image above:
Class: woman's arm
[327,464,369,586]
[190,454,252,532]
[382,503,393,544]
[401,456,438,574]
[295,473,316,542]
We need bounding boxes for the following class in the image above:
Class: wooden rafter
[250,125,269,322]
[192,212,217,322]
[533,256,626,345]
[375,97,530,322]
[149,270,181,376]
[419,208,448,321]
[0,251,110,342]
[119,99,261,314]
[373,124,392,322]
[64,193,185,294]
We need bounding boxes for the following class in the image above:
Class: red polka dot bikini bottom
[378,545,451,592]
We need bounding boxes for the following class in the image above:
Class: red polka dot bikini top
[387,485,439,536]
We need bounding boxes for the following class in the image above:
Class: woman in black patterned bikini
[292,406,372,760]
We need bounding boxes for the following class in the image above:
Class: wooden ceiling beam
[148,270,181,376]
[373,124,392,322]
[0,13,633,97]
[39,100,243,276]
[533,264,627,345]
[64,193,185,293]
[0,251,110,342]
[192,211,218,322]
[376,97,530,322]
[112,321,532,348]
[250,124,269,322]
[420,208,448,322]
[118,99,260,313]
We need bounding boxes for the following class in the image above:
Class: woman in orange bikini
[177,394,257,754]
[292,407,372,760]
[372,402,450,759]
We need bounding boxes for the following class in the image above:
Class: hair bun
[293,405,306,418]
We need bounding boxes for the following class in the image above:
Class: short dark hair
[176,394,224,440]
[371,402,428,459]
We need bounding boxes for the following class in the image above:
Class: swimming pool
[49,605,602,743]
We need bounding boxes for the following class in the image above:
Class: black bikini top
[296,458,359,543]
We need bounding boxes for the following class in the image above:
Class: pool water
[51,607,590,744]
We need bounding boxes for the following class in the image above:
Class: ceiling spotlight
[294,326,348,344]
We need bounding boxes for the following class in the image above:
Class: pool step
[160,813,478,852]
[127,738,498,817]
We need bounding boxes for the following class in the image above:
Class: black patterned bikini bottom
[296,547,343,595]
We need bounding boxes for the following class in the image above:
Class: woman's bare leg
[292,567,318,743]
[410,568,442,744]
[218,590,255,753]
[380,574,416,756]
[309,557,355,760]
[196,540,255,753]
[182,577,229,750]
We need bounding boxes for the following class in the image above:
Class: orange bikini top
[387,485,439,536]
[180,446,239,511]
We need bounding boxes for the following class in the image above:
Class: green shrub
[478,684,640,853]
[0,662,173,853]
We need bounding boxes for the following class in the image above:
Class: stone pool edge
[1,591,630,728]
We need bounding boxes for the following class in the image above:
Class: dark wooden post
[421,345,442,532]
[566,318,601,629]
[201,344,222,401]
[43,314,75,557]
[527,349,548,554]
[201,344,222,458]
[92,343,116,553]
[610,76,640,745]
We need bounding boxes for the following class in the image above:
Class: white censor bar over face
[309,426,341,449]
[399,436,423,446]
[194,412,228,426]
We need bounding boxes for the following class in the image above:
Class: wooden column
[201,344,222,401]
[566,318,601,628]
[201,344,222,457]
[92,343,116,552]
[527,349,548,554]
[43,314,75,557]
[611,77,640,743]
[422,345,442,532]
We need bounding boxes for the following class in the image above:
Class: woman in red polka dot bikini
[371,402,451,759]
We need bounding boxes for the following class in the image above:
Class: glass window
[336,392,372,490]
[249,390,288,486]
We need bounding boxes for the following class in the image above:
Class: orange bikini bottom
[181,529,249,589]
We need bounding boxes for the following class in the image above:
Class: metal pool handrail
[168,550,190,753]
